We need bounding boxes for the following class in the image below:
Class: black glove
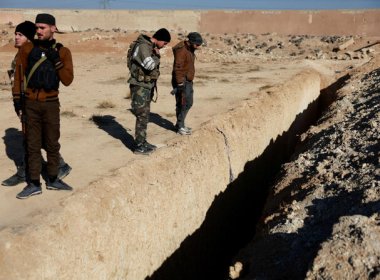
[45,49,63,70]
[13,99,22,116]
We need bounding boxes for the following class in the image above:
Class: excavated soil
[229,57,380,280]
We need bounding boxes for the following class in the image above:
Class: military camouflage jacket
[128,34,160,90]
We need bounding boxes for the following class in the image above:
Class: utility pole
[100,0,111,9]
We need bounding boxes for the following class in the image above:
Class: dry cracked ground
[0,22,379,279]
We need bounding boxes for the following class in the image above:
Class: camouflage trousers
[130,85,153,145]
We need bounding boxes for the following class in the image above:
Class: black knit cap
[187,32,203,45]
[153,28,171,42]
[15,21,36,41]
[35,13,56,25]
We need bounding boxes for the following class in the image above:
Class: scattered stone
[266,45,277,53]
[333,37,355,52]
[229,63,380,280]
[229,262,243,279]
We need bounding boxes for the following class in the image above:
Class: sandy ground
[0,24,378,231]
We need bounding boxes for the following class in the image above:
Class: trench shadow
[145,97,321,280]
[126,109,176,132]
[149,112,176,132]
[237,70,380,279]
[244,187,380,279]
[90,115,135,151]
[2,127,24,167]
[295,73,350,149]
[319,73,350,111]
[145,139,280,280]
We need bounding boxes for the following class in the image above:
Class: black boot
[58,157,72,179]
[46,177,73,191]
[2,164,26,186]
[134,142,154,155]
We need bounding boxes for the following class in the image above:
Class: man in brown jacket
[13,13,74,199]
[171,32,203,135]
[2,20,72,187]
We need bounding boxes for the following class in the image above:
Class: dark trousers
[175,81,193,128]
[25,99,60,181]
[130,84,153,145]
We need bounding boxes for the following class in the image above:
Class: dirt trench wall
[0,9,379,35]
[0,70,321,280]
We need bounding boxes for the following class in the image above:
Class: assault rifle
[19,64,27,134]
[19,63,29,182]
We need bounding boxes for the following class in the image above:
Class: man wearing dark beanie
[2,19,72,188]
[6,21,35,84]
[152,28,171,42]
[1,21,36,187]
[127,28,171,155]
[15,21,35,44]
[11,13,74,199]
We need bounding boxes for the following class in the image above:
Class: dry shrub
[197,74,215,80]
[98,76,127,85]
[97,100,116,109]
[61,110,77,117]
[114,76,128,82]
[207,96,222,101]
[247,77,262,82]
[259,85,273,91]
[247,65,260,72]
[220,78,230,83]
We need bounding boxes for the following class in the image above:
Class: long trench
[145,74,349,280]
[0,70,349,280]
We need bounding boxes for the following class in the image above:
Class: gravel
[229,59,380,280]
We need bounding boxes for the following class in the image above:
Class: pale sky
[1,0,380,10]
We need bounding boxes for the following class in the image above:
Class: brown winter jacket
[12,40,74,102]
[172,40,195,85]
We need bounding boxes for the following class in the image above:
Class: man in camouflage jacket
[128,28,171,155]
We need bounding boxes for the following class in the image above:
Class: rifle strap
[24,56,46,91]
[152,83,158,103]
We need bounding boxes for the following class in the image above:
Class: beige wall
[0,9,379,35]
[0,70,321,279]
[0,9,200,32]
[200,10,380,35]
